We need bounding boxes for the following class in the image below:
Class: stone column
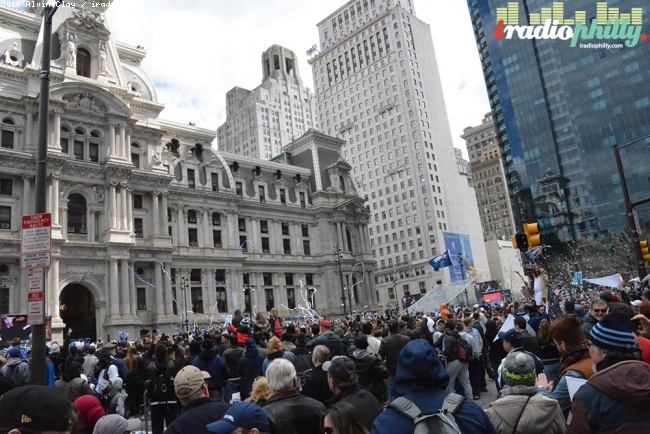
[151,192,160,236]
[227,211,237,249]
[118,123,126,159]
[51,173,60,225]
[250,217,259,253]
[129,261,137,316]
[357,224,365,254]
[109,259,119,316]
[177,207,185,245]
[120,259,130,316]
[109,183,117,229]
[88,211,95,242]
[47,180,52,214]
[160,193,168,236]
[25,109,34,148]
[109,122,116,157]
[48,257,60,320]
[202,209,211,248]
[120,184,128,230]
[125,126,131,159]
[336,222,344,250]
[61,205,68,237]
[154,262,164,316]
[163,263,174,315]
[53,109,62,149]
[126,188,133,233]
[22,175,32,215]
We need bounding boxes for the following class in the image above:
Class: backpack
[455,336,472,363]
[146,366,176,403]
[112,357,129,381]
[388,393,465,434]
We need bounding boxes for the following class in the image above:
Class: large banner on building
[443,232,475,282]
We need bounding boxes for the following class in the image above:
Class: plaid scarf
[552,340,590,391]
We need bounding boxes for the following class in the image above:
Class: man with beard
[581,299,608,337]
[531,265,549,307]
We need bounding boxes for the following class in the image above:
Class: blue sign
[442,232,475,282]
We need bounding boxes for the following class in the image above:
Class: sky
[104,0,490,156]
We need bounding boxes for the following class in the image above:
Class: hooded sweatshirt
[192,349,229,391]
[238,347,265,400]
[1,358,30,387]
[486,386,565,434]
[371,339,495,434]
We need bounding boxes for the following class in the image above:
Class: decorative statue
[65,31,76,68]
[98,41,108,74]
[166,138,180,157]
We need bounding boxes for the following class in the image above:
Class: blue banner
[443,232,475,282]
[429,250,452,271]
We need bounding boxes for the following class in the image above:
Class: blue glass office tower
[467,0,650,247]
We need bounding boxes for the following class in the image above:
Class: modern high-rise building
[468,0,650,246]
[217,45,319,160]
[462,112,516,241]
[310,0,490,307]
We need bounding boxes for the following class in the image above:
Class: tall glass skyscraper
[468,0,650,247]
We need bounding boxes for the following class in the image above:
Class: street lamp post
[459,253,469,306]
[335,244,346,314]
[180,276,190,332]
[614,134,650,281]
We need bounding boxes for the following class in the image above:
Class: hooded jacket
[262,348,296,374]
[348,345,388,399]
[192,349,229,391]
[486,386,565,434]
[1,358,30,386]
[371,339,495,434]
[237,347,264,400]
[567,360,650,434]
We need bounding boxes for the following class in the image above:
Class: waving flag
[525,245,548,261]
[429,250,453,271]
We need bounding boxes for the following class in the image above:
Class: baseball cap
[632,300,642,307]
[102,342,116,350]
[206,402,270,433]
[473,304,480,309]
[0,385,72,432]
[245,338,256,349]
[93,415,141,434]
[498,329,524,347]
[8,347,21,358]
[320,319,333,328]
[322,356,356,382]
[174,365,210,399]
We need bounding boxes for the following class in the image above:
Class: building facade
[0,4,374,343]
[454,148,471,178]
[468,0,650,246]
[216,45,319,160]
[484,239,525,297]
[309,0,490,308]
[461,112,516,241]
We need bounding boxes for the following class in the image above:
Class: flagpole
[459,253,468,306]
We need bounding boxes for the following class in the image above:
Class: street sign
[28,291,44,325]
[21,213,51,269]
[28,267,44,293]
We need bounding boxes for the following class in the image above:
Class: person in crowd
[378,319,410,402]
[301,344,334,404]
[536,316,593,419]
[72,395,105,434]
[163,366,230,434]
[497,329,544,389]
[206,401,270,434]
[269,307,284,339]
[192,337,230,402]
[1,347,30,387]
[54,361,94,403]
[254,312,270,335]
[145,342,179,434]
[486,352,565,433]
[181,340,203,368]
[0,385,74,434]
[82,344,98,378]
[306,319,343,358]
[635,301,650,365]
[262,336,296,374]
[123,345,145,417]
[532,265,549,306]
[92,414,141,434]
[290,332,314,375]
[323,402,369,434]
[347,333,388,403]
[262,358,326,433]
[281,332,297,351]
[324,356,383,431]
[223,334,244,402]
[371,339,495,433]
[536,318,561,382]
[567,311,650,433]
[485,320,507,391]
[581,299,608,337]
[238,338,265,401]
[245,375,273,406]
[94,353,128,416]
[462,317,484,400]
[514,316,541,356]
[441,321,472,399]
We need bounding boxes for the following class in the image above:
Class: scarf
[553,340,590,390]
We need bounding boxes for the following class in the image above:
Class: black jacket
[222,346,244,378]
[290,346,314,375]
[327,386,383,431]
[301,364,334,404]
[163,397,230,434]
[263,390,326,434]
[237,348,264,400]
[348,346,388,400]
[379,332,411,375]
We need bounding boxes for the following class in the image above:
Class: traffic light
[524,222,542,250]
[640,240,650,262]
[512,233,528,252]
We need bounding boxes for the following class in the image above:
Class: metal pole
[32,5,58,386]
[347,275,353,313]
[614,144,647,280]
[181,276,189,332]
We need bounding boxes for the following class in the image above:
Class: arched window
[346,228,353,254]
[1,118,15,149]
[76,48,91,78]
[68,194,87,235]
[339,175,346,193]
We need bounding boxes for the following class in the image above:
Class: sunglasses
[593,309,607,313]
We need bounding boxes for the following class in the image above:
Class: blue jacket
[237,347,264,400]
[192,349,229,391]
[371,339,495,434]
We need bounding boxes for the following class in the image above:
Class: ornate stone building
[0,4,374,342]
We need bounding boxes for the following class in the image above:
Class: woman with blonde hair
[245,376,273,406]
[262,336,296,374]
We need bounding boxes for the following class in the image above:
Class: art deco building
[461,112,516,241]
[0,4,373,342]
[309,0,490,308]
[217,45,319,160]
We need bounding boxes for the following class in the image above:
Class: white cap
[632,300,642,307]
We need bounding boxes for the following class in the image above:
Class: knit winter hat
[589,311,636,353]
[73,395,105,428]
[502,352,536,387]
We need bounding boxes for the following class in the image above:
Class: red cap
[320,319,332,328]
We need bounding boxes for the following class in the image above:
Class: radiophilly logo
[494,2,646,47]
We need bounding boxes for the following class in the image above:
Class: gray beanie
[502,352,536,387]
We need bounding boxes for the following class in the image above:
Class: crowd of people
[2,284,650,433]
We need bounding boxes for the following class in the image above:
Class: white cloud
[105,0,490,155]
